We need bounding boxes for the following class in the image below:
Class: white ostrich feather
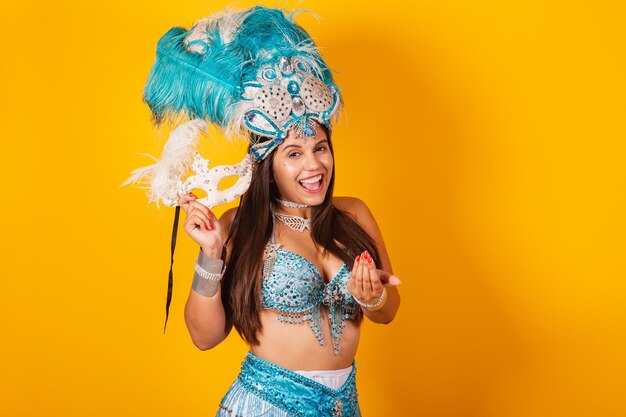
[122,119,208,206]
[184,7,245,53]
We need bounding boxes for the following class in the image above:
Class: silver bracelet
[354,287,387,310]
[194,263,224,281]
[191,249,225,297]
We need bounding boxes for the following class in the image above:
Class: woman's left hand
[347,251,401,303]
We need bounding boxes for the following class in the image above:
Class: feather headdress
[143,5,342,154]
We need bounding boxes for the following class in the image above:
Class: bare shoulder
[333,196,392,271]
[332,196,375,225]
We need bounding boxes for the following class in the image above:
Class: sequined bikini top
[261,217,357,355]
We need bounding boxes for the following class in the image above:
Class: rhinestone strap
[194,262,224,281]
[276,198,308,208]
[353,288,387,311]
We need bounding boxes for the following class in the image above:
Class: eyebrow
[283,139,328,151]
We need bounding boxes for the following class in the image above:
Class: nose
[303,149,322,169]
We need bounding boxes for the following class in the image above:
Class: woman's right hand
[178,192,223,256]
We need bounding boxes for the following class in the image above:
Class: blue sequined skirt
[216,352,360,417]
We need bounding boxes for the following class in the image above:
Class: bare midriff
[249,309,360,371]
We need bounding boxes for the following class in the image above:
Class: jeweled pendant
[287,80,300,95]
[279,56,293,75]
[292,96,305,116]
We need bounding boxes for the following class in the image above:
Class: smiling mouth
[299,174,323,192]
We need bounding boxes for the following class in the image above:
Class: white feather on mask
[121,119,208,207]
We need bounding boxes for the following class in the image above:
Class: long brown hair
[221,128,381,345]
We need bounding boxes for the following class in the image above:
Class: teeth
[300,175,322,184]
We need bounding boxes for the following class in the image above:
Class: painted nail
[356,255,361,262]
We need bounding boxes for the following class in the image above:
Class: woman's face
[271,125,333,207]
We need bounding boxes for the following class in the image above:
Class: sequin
[296,61,308,73]
[279,56,294,75]
[216,352,361,417]
[292,96,305,116]
[288,80,300,95]
[254,85,292,123]
[261,217,357,355]
[301,77,333,112]
[262,67,277,81]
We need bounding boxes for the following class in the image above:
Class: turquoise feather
[143,6,341,137]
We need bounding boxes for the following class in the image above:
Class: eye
[288,151,301,158]
[315,146,327,152]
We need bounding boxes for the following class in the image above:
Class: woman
[133,6,401,416]
[178,121,401,416]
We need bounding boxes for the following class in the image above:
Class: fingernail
[356,255,360,262]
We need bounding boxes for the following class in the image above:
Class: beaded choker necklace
[276,198,308,208]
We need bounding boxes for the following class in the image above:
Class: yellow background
[1,0,625,416]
